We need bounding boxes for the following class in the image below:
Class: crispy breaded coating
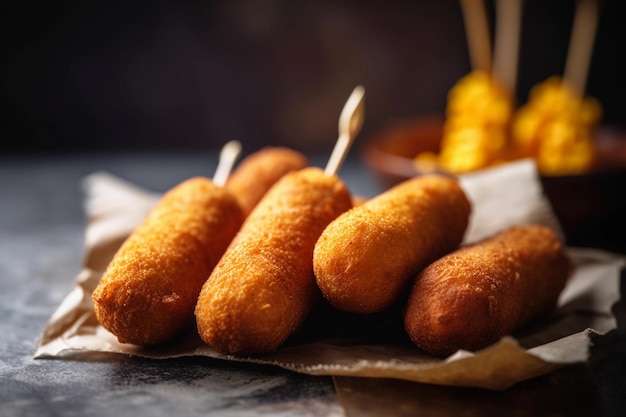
[195,167,353,355]
[225,147,309,216]
[92,177,244,345]
[313,175,471,314]
[404,225,572,357]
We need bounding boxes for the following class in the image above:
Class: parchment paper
[35,160,625,390]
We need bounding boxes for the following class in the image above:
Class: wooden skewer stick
[213,140,242,187]
[492,0,523,96]
[459,0,492,73]
[325,85,366,176]
[564,0,599,97]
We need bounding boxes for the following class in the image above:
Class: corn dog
[404,225,571,357]
[225,147,308,216]
[194,167,353,355]
[92,177,244,345]
[313,175,471,314]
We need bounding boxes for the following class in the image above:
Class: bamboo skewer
[564,0,599,98]
[492,0,523,97]
[212,140,242,187]
[325,85,366,176]
[459,0,492,73]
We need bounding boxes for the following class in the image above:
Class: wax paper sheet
[35,160,625,390]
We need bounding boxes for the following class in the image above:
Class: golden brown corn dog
[313,175,471,314]
[404,225,571,357]
[195,167,353,355]
[225,147,308,216]
[92,177,244,345]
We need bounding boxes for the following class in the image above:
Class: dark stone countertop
[1,152,624,417]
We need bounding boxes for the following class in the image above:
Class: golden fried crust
[92,177,244,345]
[195,167,353,355]
[225,147,309,216]
[404,225,572,357]
[313,175,471,314]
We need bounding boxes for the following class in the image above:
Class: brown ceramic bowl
[361,116,626,253]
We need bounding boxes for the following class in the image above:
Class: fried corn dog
[195,167,353,355]
[313,175,471,314]
[404,225,571,357]
[92,177,244,345]
[225,147,308,216]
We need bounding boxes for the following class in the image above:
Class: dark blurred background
[2,0,625,155]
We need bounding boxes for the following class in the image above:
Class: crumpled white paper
[35,160,625,390]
